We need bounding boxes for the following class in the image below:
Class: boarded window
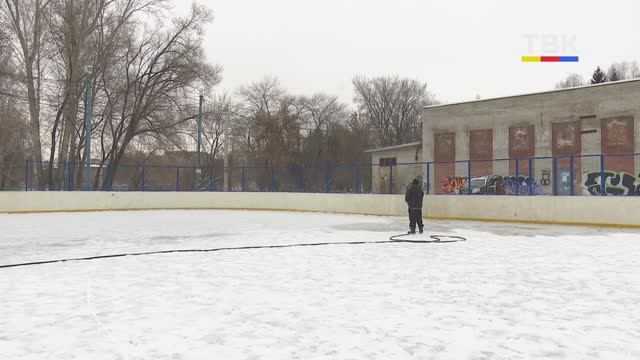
[602,117,634,150]
[509,125,535,176]
[552,121,581,195]
[601,116,635,174]
[435,133,455,161]
[469,129,493,177]
[435,133,456,194]
[552,121,581,155]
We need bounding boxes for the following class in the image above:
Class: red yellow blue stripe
[522,56,579,62]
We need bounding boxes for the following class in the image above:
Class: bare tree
[606,61,640,81]
[45,0,107,188]
[237,77,284,119]
[0,27,28,190]
[352,76,396,147]
[53,0,172,189]
[299,93,347,132]
[353,75,436,147]
[2,1,222,190]
[555,73,585,89]
[236,77,301,165]
[556,61,640,90]
[298,93,348,164]
[2,0,52,187]
[97,4,221,189]
[234,78,304,189]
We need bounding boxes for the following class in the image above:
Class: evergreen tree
[590,66,607,84]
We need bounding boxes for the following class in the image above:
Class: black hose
[0,234,467,270]
[390,234,468,243]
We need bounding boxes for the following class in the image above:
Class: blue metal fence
[11,152,640,196]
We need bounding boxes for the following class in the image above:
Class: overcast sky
[173,0,640,107]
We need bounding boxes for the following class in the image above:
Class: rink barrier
[0,192,638,228]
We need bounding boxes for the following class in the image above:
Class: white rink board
[0,191,638,226]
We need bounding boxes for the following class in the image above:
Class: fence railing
[8,153,640,196]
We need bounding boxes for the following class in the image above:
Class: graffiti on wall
[442,177,467,193]
[441,175,545,195]
[583,171,640,196]
[435,169,640,196]
[502,176,545,195]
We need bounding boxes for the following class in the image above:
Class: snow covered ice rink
[1,210,639,360]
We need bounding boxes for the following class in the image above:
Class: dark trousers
[409,208,424,231]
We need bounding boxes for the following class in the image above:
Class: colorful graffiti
[442,177,468,193]
[583,171,640,196]
[441,175,545,195]
[502,176,545,195]
[436,170,640,196]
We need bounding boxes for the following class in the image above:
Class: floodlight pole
[196,94,203,191]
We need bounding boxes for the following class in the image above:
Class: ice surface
[1,210,639,359]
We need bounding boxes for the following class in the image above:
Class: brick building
[422,79,640,195]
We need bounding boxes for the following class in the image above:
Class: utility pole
[196,94,203,191]
[85,79,93,191]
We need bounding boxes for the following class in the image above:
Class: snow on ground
[1,210,639,360]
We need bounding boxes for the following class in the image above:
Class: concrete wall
[1,192,638,227]
[423,80,640,195]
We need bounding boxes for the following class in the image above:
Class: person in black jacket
[405,178,424,234]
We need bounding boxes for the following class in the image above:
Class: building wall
[1,192,638,227]
[423,80,640,195]
[369,145,423,193]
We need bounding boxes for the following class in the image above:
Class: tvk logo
[522,34,579,63]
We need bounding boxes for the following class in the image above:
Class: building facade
[422,79,640,195]
[365,142,423,193]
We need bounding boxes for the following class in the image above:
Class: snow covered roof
[365,141,421,153]
[425,78,640,110]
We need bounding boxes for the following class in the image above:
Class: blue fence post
[70,162,75,191]
[271,166,277,192]
[552,158,558,196]
[354,163,360,193]
[176,167,180,192]
[140,165,145,192]
[24,160,29,191]
[85,162,91,192]
[426,163,430,195]
[389,163,393,194]
[569,156,575,196]
[242,167,247,192]
[325,164,331,193]
[467,160,472,195]
[515,159,520,196]
[298,165,305,192]
[208,166,213,192]
[65,162,70,191]
[600,155,606,196]
[104,164,111,192]
[528,158,533,196]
